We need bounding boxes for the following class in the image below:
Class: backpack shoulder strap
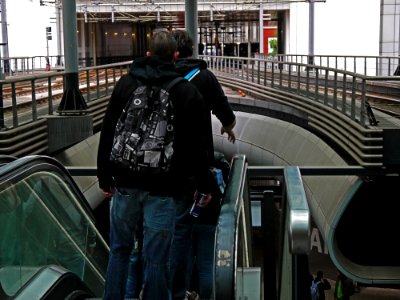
[164,77,186,92]
[185,67,200,81]
[163,67,201,92]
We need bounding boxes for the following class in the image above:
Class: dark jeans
[170,199,216,300]
[170,199,193,300]
[190,223,216,300]
[103,188,175,300]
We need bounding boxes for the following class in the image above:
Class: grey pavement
[323,278,400,300]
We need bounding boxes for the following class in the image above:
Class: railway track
[214,67,400,121]
[1,68,126,127]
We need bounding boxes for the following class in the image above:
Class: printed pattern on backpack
[109,83,175,174]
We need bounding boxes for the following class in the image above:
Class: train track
[1,69,126,127]
[215,67,400,121]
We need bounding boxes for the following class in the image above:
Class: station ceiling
[73,0,319,28]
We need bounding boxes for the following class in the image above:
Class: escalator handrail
[12,265,94,300]
[214,154,249,300]
[0,155,96,221]
[284,166,311,254]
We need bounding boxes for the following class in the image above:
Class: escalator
[0,155,109,299]
[0,154,252,299]
[0,154,274,299]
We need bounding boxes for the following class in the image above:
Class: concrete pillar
[185,0,198,58]
[57,0,87,114]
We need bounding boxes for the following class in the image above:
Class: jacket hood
[129,56,181,85]
[175,58,208,75]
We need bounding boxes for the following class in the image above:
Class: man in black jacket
[170,29,236,300]
[312,270,331,300]
[173,30,236,148]
[97,31,212,300]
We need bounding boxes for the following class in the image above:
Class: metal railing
[201,55,400,128]
[254,53,400,77]
[0,61,132,157]
[0,61,131,128]
[0,55,63,76]
[3,54,400,78]
[1,55,398,167]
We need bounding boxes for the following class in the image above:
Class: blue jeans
[190,224,216,300]
[170,198,193,300]
[125,238,143,298]
[170,199,216,300]
[103,188,176,300]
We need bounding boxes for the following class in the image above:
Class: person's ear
[146,51,151,57]
[173,51,179,62]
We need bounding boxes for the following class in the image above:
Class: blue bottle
[189,192,208,218]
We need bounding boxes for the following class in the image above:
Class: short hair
[149,31,177,60]
[172,30,193,58]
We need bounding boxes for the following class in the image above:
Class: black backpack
[109,69,199,174]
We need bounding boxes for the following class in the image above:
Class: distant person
[97,31,212,300]
[311,270,331,300]
[334,270,354,300]
[170,29,236,300]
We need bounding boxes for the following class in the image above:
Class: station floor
[323,282,400,300]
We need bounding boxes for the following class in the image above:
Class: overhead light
[210,3,214,22]
[111,6,115,23]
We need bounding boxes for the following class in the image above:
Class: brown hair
[149,31,177,60]
[172,30,194,58]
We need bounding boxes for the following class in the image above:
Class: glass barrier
[0,156,109,297]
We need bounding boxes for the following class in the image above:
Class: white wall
[289,0,380,56]
[4,0,58,58]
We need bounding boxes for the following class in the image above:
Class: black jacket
[97,56,212,196]
[175,58,235,164]
[175,58,235,224]
[314,278,331,300]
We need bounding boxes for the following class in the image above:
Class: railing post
[0,82,4,129]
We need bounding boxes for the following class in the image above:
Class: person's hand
[220,126,236,143]
[101,187,114,198]
[194,191,212,207]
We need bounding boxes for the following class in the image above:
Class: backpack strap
[164,67,201,91]
[185,67,200,81]
[164,76,186,92]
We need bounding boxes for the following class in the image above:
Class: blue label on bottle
[189,193,207,218]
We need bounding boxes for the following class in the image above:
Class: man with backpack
[311,270,332,300]
[97,30,213,300]
[170,30,236,300]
